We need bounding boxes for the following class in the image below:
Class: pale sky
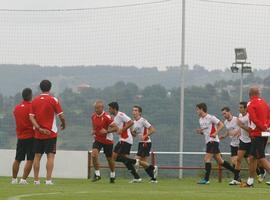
[0,0,269,70]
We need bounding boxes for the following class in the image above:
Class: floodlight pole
[179,0,185,179]
[240,63,243,102]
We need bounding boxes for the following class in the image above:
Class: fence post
[87,151,92,179]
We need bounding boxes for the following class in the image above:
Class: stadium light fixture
[231,48,252,101]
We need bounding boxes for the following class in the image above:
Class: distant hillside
[1,64,270,95]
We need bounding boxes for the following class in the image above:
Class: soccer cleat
[257,171,267,183]
[11,178,18,184]
[19,179,28,185]
[129,178,142,183]
[110,177,115,183]
[229,179,241,185]
[45,180,54,185]
[92,175,101,182]
[153,165,158,179]
[150,178,158,183]
[266,181,270,185]
[197,179,210,184]
[34,180,40,185]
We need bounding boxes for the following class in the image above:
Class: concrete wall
[0,149,88,179]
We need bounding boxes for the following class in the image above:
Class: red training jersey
[247,96,270,137]
[30,93,63,139]
[13,101,34,139]
[91,111,114,144]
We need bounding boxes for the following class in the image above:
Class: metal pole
[179,0,185,179]
[240,63,243,102]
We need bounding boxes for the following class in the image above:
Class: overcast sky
[0,0,269,70]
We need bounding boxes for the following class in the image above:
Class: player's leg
[197,153,213,184]
[12,139,24,184]
[33,153,42,184]
[44,138,57,185]
[21,138,35,184]
[234,149,246,182]
[33,139,43,184]
[104,144,115,183]
[215,153,235,173]
[91,141,102,181]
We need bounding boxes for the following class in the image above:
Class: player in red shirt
[91,100,118,183]
[243,86,270,187]
[29,80,65,185]
[12,88,34,184]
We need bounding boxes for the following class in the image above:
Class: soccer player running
[91,100,118,183]
[11,88,34,184]
[220,107,240,179]
[196,103,236,184]
[29,80,66,185]
[242,86,270,187]
[108,102,157,183]
[131,105,158,183]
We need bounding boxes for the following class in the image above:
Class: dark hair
[196,103,207,113]
[133,105,142,113]
[22,88,32,101]
[239,101,247,108]
[221,107,230,112]
[108,102,119,111]
[40,80,52,92]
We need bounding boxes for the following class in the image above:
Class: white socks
[95,170,101,177]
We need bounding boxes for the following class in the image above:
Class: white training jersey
[199,114,220,144]
[133,117,152,143]
[224,116,240,147]
[113,111,133,144]
[238,113,251,143]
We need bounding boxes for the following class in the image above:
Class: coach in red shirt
[91,100,118,183]
[245,86,270,187]
[12,88,34,184]
[29,80,65,185]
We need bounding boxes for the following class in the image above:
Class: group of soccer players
[90,100,158,183]
[11,79,157,184]
[196,86,270,187]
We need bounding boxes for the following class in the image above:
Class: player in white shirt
[220,107,240,168]
[108,102,157,183]
[132,105,157,183]
[196,103,235,184]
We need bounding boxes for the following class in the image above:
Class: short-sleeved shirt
[113,111,133,145]
[133,117,152,143]
[199,114,220,144]
[224,116,240,147]
[30,93,63,139]
[13,101,34,139]
[238,113,251,143]
[91,111,114,144]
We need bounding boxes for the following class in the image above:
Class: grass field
[2,177,270,200]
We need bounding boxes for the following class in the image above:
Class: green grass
[2,177,270,200]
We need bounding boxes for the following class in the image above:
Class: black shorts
[250,137,268,159]
[92,140,113,157]
[34,138,57,155]
[137,142,152,157]
[230,145,238,157]
[15,138,35,161]
[206,141,220,154]
[238,140,251,156]
[113,141,132,155]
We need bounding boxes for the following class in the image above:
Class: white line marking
[8,192,60,200]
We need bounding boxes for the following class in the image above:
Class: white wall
[0,149,88,179]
